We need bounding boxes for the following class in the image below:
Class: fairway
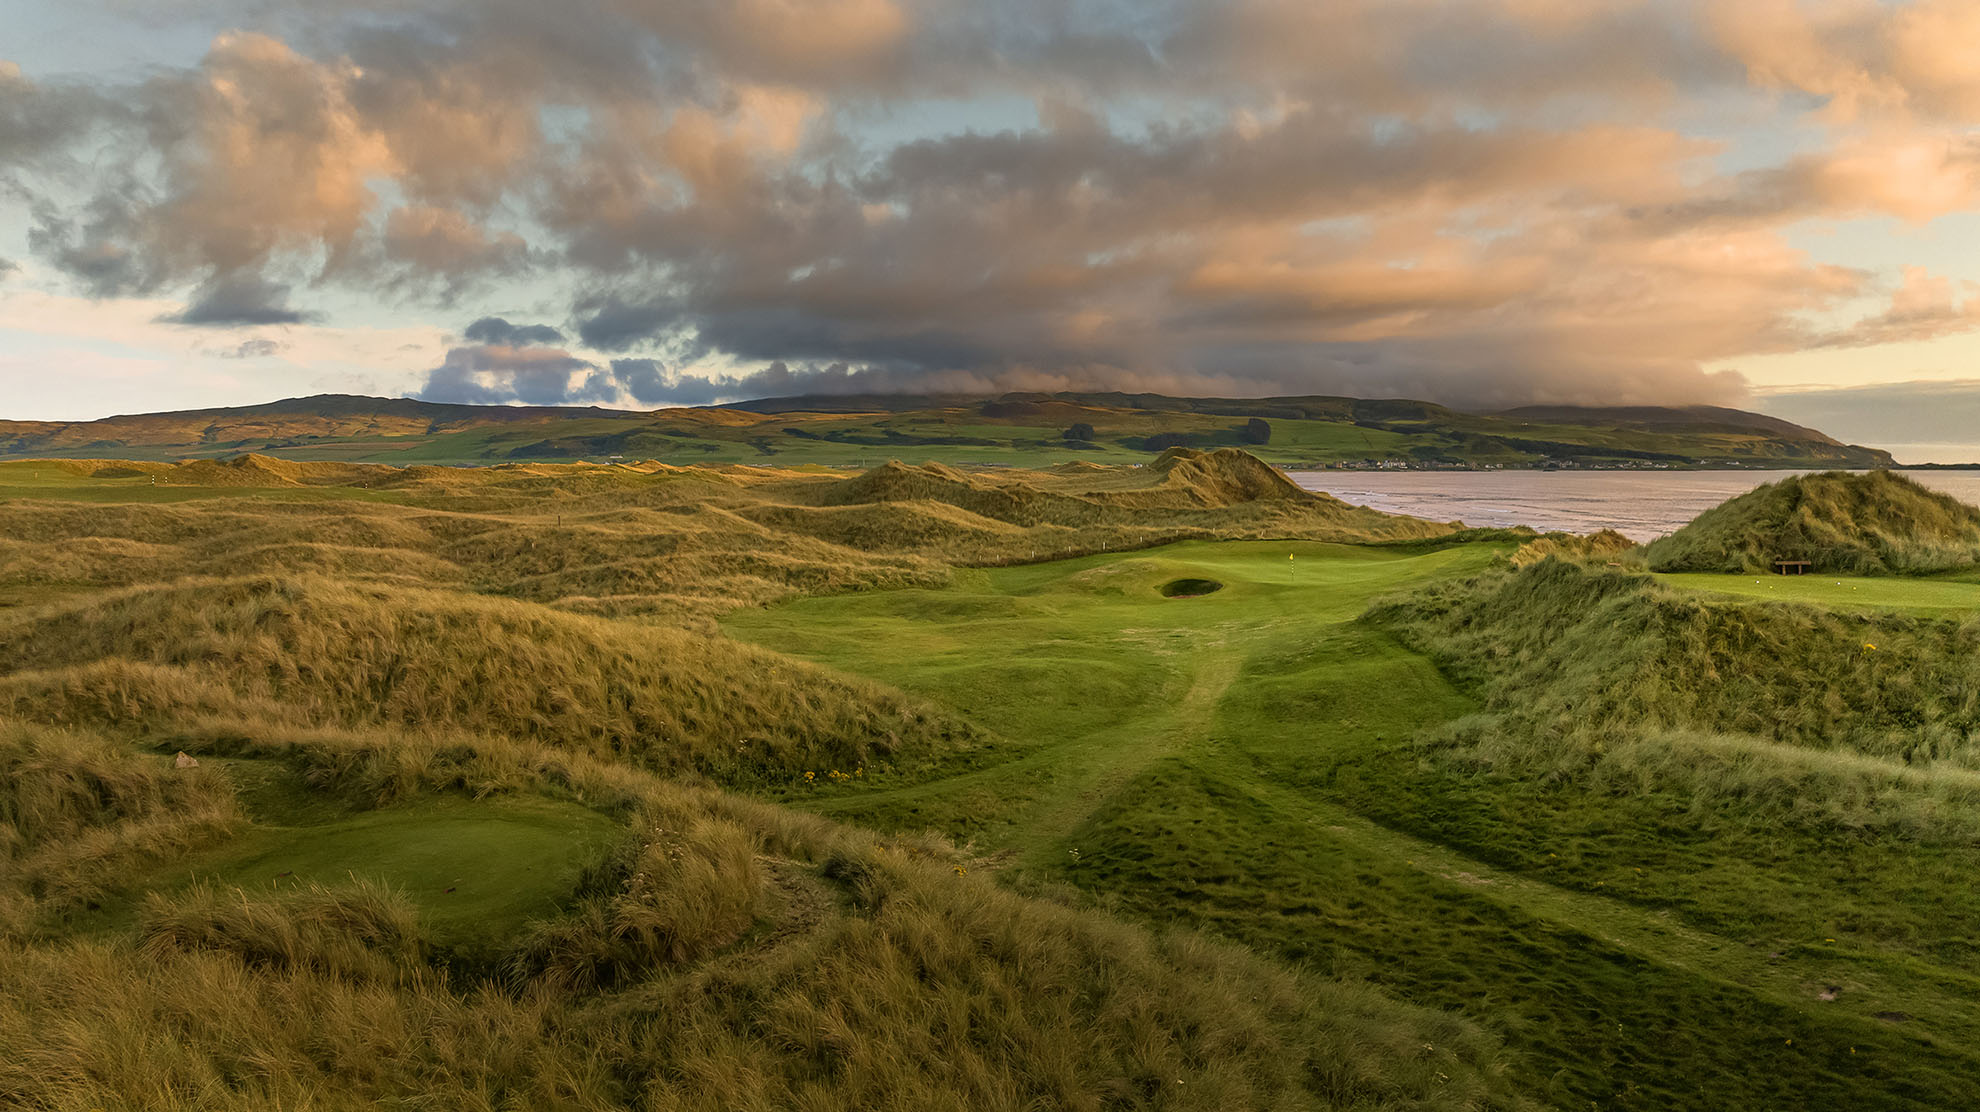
[726,540,1498,858]
[1658,571,1980,615]
[727,539,1980,1110]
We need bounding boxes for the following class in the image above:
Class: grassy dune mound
[821,448,1335,520]
[1644,470,1980,574]
[1369,558,1980,929]
[1,576,978,782]
[0,499,440,551]
[1143,445,1312,504]
[442,505,951,612]
[741,499,1027,552]
[0,493,953,619]
[1506,528,1633,567]
[0,449,1451,620]
[1379,558,1980,762]
[0,725,234,853]
[815,459,1085,526]
[50,454,386,488]
[805,448,1446,542]
[136,878,431,986]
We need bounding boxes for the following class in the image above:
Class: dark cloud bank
[1760,380,1980,463]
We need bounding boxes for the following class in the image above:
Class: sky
[3,0,1979,460]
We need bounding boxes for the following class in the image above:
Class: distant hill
[1494,405,1844,444]
[1644,470,1980,574]
[0,394,639,455]
[723,391,1445,422]
[0,391,1899,470]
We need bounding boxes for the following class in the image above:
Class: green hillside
[0,391,1898,470]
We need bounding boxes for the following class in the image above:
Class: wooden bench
[1773,560,1811,575]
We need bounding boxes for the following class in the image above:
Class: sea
[1288,470,1980,542]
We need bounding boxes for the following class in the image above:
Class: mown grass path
[1020,647,1244,860]
[726,540,1980,1110]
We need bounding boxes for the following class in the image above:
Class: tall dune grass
[0,720,1521,1111]
[1,722,241,927]
[1376,557,1980,766]
[2,575,982,783]
[139,878,428,985]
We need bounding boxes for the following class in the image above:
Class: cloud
[0,61,123,169]
[1757,379,1980,462]
[624,0,911,87]
[13,0,1980,409]
[413,317,646,406]
[159,272,319,327]
[576,296,682,352]
[1812,267,1980,349]
[463,316,565,346]
[382,206,531,289]
[215,337,284,359]
[27,192,168,298]
[606,358,675,405]
[1710,0,1980,124]
[415,342,614,406]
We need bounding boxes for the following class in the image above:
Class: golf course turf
[727,538,1980,1110]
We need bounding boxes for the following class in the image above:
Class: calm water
[1288,470,1980,542]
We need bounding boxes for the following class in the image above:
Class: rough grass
[0,723,1521,1112]
[33,453,1980,1109]
[1375,557,1980,764]
[1506,527,1634,567]
[0,575,981,784]
[138,878,429,985]
[509,814,765,989]
[1,722,236,855]
[1644,469,1980,574]
[0,722,242,929]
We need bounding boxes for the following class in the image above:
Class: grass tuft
[138,878,428,985]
